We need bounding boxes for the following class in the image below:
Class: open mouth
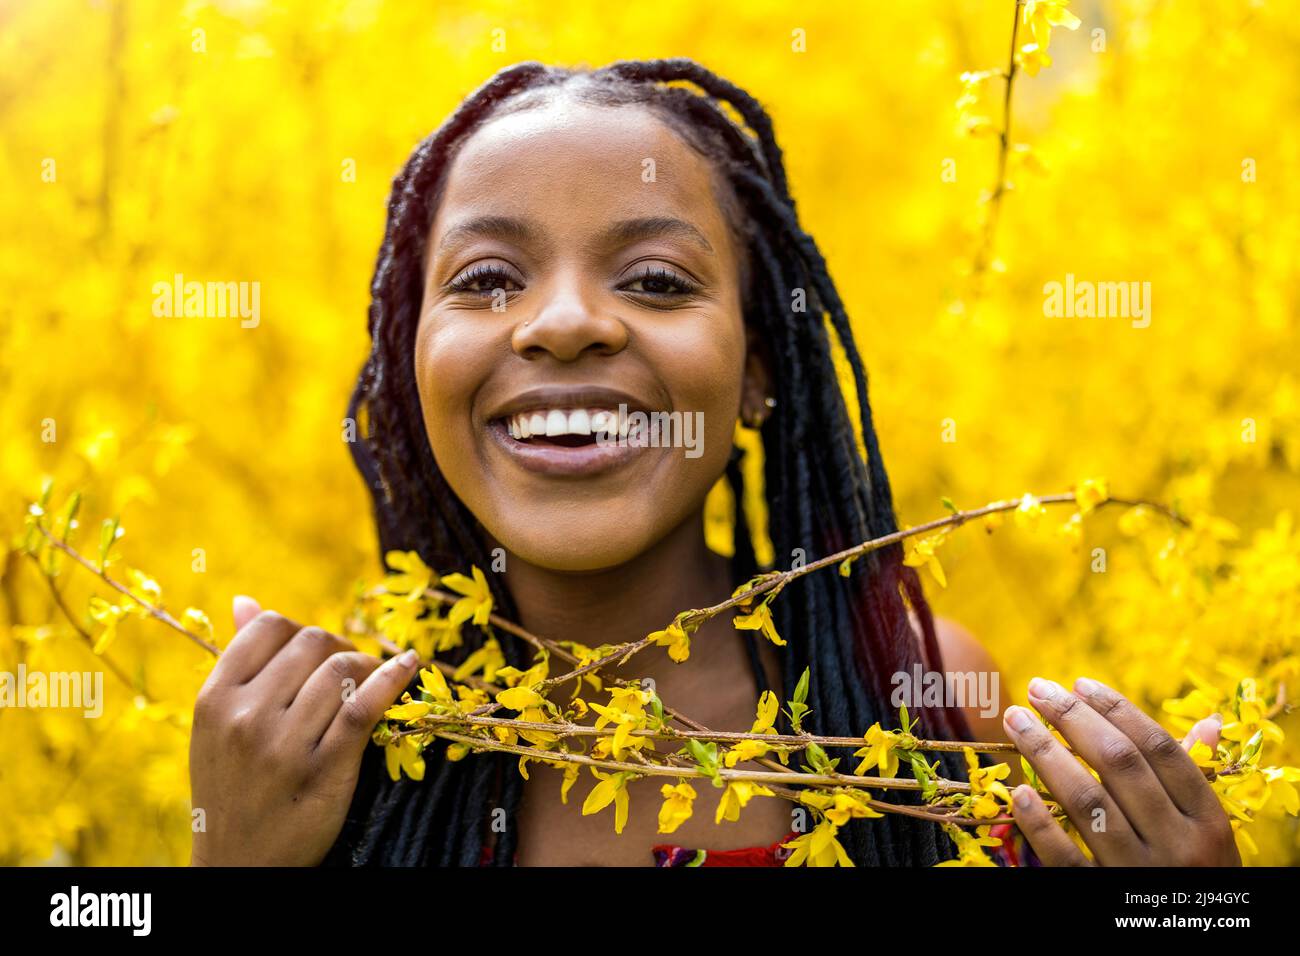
[499,407,640,448]
[486,405,650,477]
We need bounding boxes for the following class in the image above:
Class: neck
[498,508,743,695]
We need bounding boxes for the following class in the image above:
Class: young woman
[188,59,1239,867]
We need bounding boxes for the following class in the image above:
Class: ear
[739,323,775,428]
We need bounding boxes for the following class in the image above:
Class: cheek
[413,314,490,471]
[663,316,746,443]
[639,314,746,497]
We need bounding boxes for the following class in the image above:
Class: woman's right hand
[189,595,420,866]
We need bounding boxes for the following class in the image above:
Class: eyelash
[446,263,522,296]
[621,265,699,298]
[444,263,701,301]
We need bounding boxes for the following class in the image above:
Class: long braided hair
[326,59,973,866]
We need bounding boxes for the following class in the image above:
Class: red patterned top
[479,823,1037,866]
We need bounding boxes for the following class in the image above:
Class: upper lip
[485,385,657,422]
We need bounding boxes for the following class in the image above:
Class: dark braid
[327,59,971,867]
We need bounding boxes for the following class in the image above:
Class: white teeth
[506,407,631,441]
[568,409,591,435]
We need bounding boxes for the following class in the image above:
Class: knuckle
[1054,693,1083,720]
[1143,727,1183,763]
[295,625,347,653]
[326,652,368,683]
[337,698,375,733]
[1068,782,1108,818]
[1093,690,1127,719]
[225,703,264,748]
[192,686,221,725]
[1026,731,1057,760]
[325,652,354,680]
[1099,736,1144,773]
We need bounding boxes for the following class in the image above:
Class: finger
[321,650,421,759]
[289,651,383,746]
[1027,677,1177,843]
[1004,703,1139,864]
[208,609,301,686]
[252,626,355,708]
[1073,677,1221,819]
[1180,713,1222,750]
[233,594,262,632]
[1010,784,1093,866]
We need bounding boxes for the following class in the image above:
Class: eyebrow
[600,217,714,254]
[434,215,544,256]
[434,214,716,259]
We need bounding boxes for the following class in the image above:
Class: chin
[481,502,672,574]
[496,531,649,573]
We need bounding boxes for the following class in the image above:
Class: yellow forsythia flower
[1073,477,1109,515]
[733,602,786,646]
[854,723,903,778]
[382,549,436,599]
[783,820,854,867]
[649,620,691,663]
[658,783,697,834]
[582,769,632,833]
[384,735,426,782]
[716,781,775,823]
[442,565,493,628]
[495,685,544,711]
[903,531,948,588]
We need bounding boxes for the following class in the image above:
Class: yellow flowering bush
[1,0,1297,865]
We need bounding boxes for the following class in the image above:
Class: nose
[511,275,629,362]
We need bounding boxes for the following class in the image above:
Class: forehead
[430,98,736,252]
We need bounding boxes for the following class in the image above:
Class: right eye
[446,262,524,296]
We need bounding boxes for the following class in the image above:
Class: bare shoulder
[906,610,998,672]
[911,614,1017,763]
[932,616,999,674]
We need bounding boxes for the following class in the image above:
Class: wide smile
[484,397,660,478]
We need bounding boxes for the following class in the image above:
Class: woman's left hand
[1003,676,1241,866]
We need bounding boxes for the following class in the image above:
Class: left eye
[620,267,698,297]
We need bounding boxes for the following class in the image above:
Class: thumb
[232,594,263,632]
[1180,712,1223,751]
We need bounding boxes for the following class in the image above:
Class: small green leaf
[60,492,82,543]
[98,517,122,568]
[793,667,810,705]
[1020,755,1041,790]
[1240,729,1264,764]
[784,701,811,734]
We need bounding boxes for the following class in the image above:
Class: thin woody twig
[36,524,219,656]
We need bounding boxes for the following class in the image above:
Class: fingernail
[1005,705,1033,732]
[1013,785,1034,809]
[1209,712,1222,725]
[1075,676,1100,697]
[1028,677,1063,700]
[399,649,419,666]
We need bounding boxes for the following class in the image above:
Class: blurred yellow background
[1,0,1296,865]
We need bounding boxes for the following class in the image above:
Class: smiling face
[414,94,762,572]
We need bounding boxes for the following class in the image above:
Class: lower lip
[485,419,651,477]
